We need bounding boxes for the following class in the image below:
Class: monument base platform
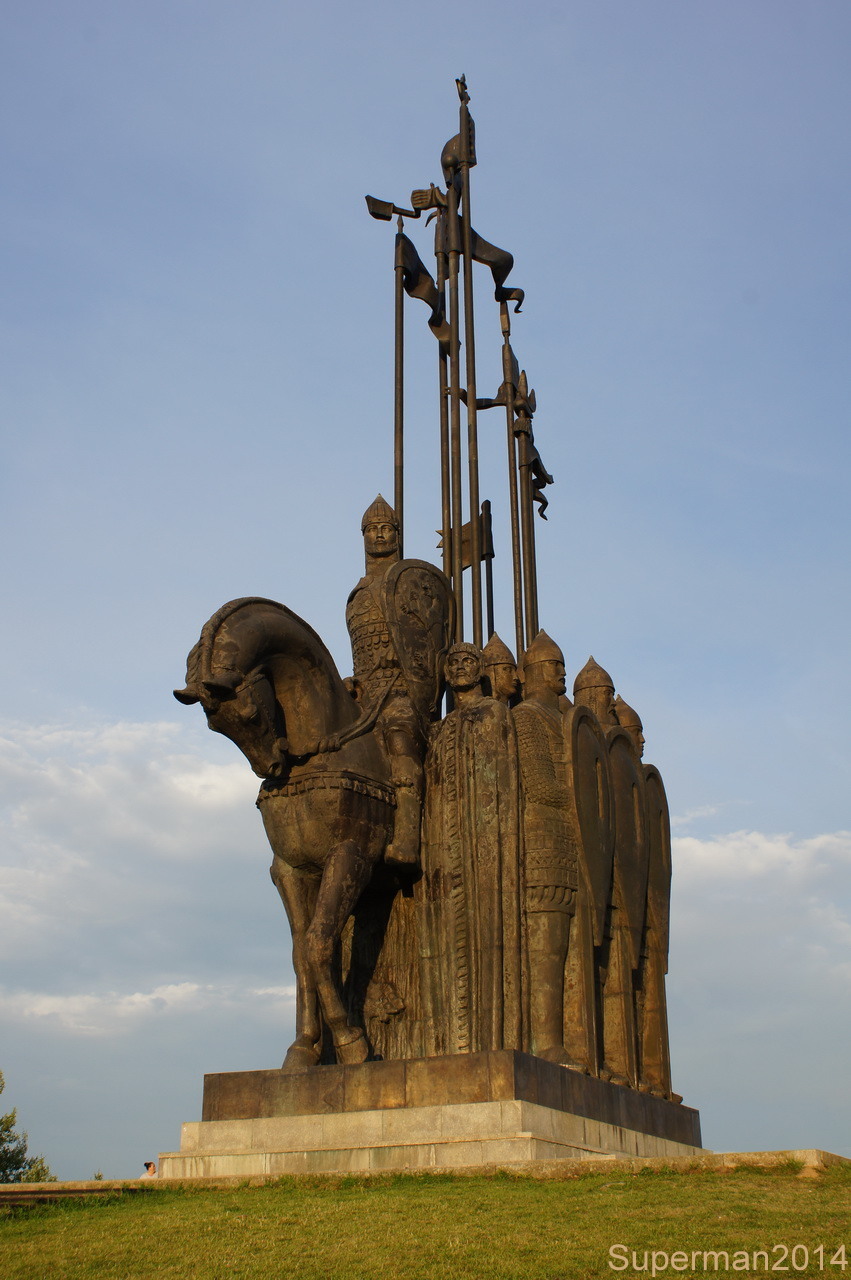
[160,1051,702,1178]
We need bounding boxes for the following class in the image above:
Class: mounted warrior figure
[346,494,453,870]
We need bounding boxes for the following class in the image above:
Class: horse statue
[174,575,452,1072]
[175,595,402,1070]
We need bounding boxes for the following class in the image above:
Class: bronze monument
[169,78,694,1173]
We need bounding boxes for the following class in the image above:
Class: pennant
[466,225,525,312]
[396,233,451,346]
[437,504,494,569]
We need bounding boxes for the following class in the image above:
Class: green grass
[2,1165,850,1279]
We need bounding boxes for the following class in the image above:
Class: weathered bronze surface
[175,80,681,1112]
[420,643,521,1056]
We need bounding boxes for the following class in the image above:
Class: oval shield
[643,763,672,962]
[564,704,614,947]
[607,727,650,971]
[381,559,455,719]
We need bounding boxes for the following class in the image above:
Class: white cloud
[673,827,851,882]
[169,759,259,808]
[0,717,276,988]
[0,980,295,1037]
[667,827,851,1155]
[670,829,851,1004]
[0,720,258,861]
[670,803,722,828]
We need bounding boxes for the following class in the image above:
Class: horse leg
[305,839,374,1066]
[270,855,322,1072]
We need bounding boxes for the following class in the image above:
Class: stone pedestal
[159,1051,701,1178]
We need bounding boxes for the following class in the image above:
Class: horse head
[175,661,290,780]
[174,597,365,783]
[206,676,290,780]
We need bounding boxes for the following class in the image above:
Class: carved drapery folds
[356,632,675,1098]
[419,689,521,1056]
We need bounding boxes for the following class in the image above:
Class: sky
[1,1,849,1180]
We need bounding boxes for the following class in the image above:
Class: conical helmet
[519,630,564,673]
[483,632,516,667]
[613,694,642,732]
[447,641,482,663]
[361,493,399,532]
[573,655,614,696]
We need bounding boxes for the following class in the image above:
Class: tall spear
[435,209,452,585]
[445,163,465,638]
[394,214,405,551]
[456,75,484,647]
[499,303,525,658]
[516,412,537,647]
[364,194,422,554]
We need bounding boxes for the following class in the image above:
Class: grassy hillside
[2,1164,849,1279]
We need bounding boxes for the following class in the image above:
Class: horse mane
[197,597,333,687]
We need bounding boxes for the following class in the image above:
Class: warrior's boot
[383,728,424,871]
[385,778,422,870]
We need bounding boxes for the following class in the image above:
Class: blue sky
[1,1,849,1179]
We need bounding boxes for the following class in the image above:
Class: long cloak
[419,696,521,1056]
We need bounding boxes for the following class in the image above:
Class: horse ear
[173,687,199,705]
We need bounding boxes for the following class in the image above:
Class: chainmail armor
[346,582,399,699]
[514,701,577,896]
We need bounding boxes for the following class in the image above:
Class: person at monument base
[346,495,432,870]
[513,631,585,1068]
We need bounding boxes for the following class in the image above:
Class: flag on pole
[465,224,525,311]
[396,233,452,346]
[436,504,494,569]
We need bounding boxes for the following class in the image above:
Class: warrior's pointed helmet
[613,694,642,732]
[519,630,564,677]
[361,493,399,532]
[573,655,614,697]
[482,632,517,668]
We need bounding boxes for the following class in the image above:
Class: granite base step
[159,1096,702,1178]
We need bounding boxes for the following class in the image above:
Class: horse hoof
[282,1041,320,1073]
[334,1029,369,1066]
[384,843,421,872]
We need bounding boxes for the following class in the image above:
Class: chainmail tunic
[513,700,577,897]
[346,579,400,703]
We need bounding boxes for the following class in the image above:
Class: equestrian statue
[174,495,453,1071]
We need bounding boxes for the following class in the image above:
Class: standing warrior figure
[346,494,453,870]
[513,630,583,1066]
[574,657,646,1088]
[615,694,675,1099]
[420,642,522,1056]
